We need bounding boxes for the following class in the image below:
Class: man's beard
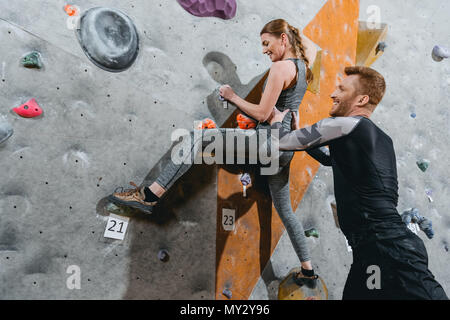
[330,100,351,117]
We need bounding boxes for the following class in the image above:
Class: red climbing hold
[13,98,43,118]
[64,4,79,16]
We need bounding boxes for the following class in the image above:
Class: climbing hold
[236,113,257,129]
[425,189,433,202]
[307,50,322,94]
[304,228,319,238]
[13,98,43,118]
[431,45,449,62]
[76,7,139,72]
[196,118,217,129]
[375,42,387,55]
[356,22,388,67]
[278,267,328,300]
[401,208,434,239]
[0,115,14,145]
[222,288,232,299]
[21,51,43,69]
[418,218,434,239]
[217,87,228,109]
[416,159,429,172]
[158,249,170,262]
[64,4,80,16]
[410,112,416,118]
[240,173,251,197]
[177,0,237,20]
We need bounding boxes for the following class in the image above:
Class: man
[268,66,448,300]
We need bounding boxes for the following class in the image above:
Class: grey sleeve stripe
[275,116,362,151]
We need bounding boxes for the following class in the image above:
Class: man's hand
[268,107,289,125]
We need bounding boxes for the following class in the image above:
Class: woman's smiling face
[261,33,286,62]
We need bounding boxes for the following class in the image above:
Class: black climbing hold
[375,42,387,55]
[21,51,43,69]
[76,7,139,72]
[158,249,170,262]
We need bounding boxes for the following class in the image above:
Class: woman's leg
[266,163,313,269]
[155,128,255,192]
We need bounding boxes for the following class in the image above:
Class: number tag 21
[104,214,130,240]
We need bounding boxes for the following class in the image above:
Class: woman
[109,19,319,286]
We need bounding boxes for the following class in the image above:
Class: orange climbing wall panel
[216,0,360,300]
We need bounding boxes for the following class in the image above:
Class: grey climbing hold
[76,7,139,72]
[0,115,13,145]
[416,159,429,172]
[21,51,43,69]
[432,45,449,62]
[222,288,232,299]
[158,249,170,262]
[376,42,387,55]
[240,173,251,197]
[401,208,434,239]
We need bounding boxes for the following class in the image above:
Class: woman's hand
[268,107,289,125]
[219,85,236,101]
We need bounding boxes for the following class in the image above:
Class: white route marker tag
[104,214,130,240]
[222,208,235,231]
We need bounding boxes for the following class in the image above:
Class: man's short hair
[344,66,386,106]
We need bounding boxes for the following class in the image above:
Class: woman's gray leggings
[155,127,311,263]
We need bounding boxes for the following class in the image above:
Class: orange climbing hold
[197,118,217,129]
[64,4,79,16]
[236,113,257,129]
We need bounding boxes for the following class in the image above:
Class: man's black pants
[342,229,448,300]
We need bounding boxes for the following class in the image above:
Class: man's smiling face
[329,75,361,117]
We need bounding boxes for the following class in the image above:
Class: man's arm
[270,116,362,151]
[306,147,332,167]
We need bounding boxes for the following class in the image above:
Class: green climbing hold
[105,202,135,217]
[304,228,319,238]
[416,159,429,172]
[21,51,42,69]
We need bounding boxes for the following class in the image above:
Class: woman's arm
[219,62,289,122]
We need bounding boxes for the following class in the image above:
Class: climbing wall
[0,0,449,300]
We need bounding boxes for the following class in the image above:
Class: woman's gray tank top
[257,58,308,132]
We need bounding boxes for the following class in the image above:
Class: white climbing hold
[432,45,449,62]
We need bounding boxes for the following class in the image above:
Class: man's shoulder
[319,116,363,135]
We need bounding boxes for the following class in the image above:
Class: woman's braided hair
[260,19,314,83]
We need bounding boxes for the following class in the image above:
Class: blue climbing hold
[401,208,434,239]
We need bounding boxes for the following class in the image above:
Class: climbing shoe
[108,182,157,214]
[294,271,319,289]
